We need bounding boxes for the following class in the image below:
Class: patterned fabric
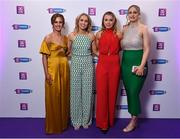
[72,35,92,56]
[70,34,93,127]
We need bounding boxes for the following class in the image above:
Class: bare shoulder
[116,30,123,39]
[88,32,95,41]
[122,25,128,32]
[44,33,52,44]
[96,30,103,39]
[140,24,148,32]
[68,32,76,40]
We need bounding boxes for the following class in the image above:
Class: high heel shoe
[83,125,89,129]
[100,128,108,134]
[123,122,137,132]
[74,126,80,130]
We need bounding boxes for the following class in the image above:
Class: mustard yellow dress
[39,36,70,134]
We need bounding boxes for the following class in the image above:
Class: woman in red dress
[96,11,122,133]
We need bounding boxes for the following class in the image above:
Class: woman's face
[128,7,139,22]
[53,17,63,32]
[103,14,115,29]
[78,15,89,30]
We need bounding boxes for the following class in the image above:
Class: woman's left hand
[134,66,144,76]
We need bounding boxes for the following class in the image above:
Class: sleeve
[39,40,51,55]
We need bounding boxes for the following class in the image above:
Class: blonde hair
[126,5,141,25]
[101,11,117,32]
[74,13,92,33]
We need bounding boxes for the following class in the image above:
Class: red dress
[96,29,121,129]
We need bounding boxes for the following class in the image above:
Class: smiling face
[102,11,117,30]
[52,17,64,32]
[128,6,140,23]
[103,14,115,29]
[78,15,89,31]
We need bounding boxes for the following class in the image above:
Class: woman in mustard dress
[39,13,70,134]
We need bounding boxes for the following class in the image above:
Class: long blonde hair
[126,5,141,25]
[74,13,92,33]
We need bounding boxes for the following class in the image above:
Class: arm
[116,30,123,51]
[67,33,73,56]
[91,33,99,56]
[94,31,101,56]
[135,26,150,76]
[42,54,53,85]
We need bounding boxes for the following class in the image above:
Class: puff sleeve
[39,40,51,55]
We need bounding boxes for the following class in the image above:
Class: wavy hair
[74,13,92,33]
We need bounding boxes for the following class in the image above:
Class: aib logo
[19,72,27,80]
[155,74,162,81]
[14,57,32,63]
[88,7,96,16]
[157,42,164,50]
[15,89,32,94]
[18,40,26,48]
[158,8,166,17]
[92,26,101,31]
[151,59,168,64]
[153,27,170,32]
[12,24,31,30]
[117,105,128,110]
[149,90,166,95]
[16,6,25,14]
[118,9,128,15]
[121,89,126,96]
[153,104,160,111]
[20,103,28,110]
[47,8,65,14]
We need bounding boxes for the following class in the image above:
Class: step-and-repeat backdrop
[0,0,180,118]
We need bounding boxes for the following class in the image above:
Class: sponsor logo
[116,105,128,110]
[151,59,168,64]
[153,27,170,32]
[92,26,101,31]
[149,90,166,95]
[18,40,26,48]
[16,6,25,14]
[19,72,27,80]
[153,104,160,111]
[158,8,166,17]
[20,103,28,110]
[88,7,96,16]
[157,42,164,50]
[47,8,65,14]
[155,74,162,81]
[118,9,128,15]
[121,88,126,96]
[12,24,31,30]
[14,57,32,63]
[15,89,32,94]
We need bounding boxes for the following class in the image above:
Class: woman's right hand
[45,73,53,85]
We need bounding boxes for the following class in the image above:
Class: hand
[134,66,144,76]
[45,73,53,85]
[65,49,71,56]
